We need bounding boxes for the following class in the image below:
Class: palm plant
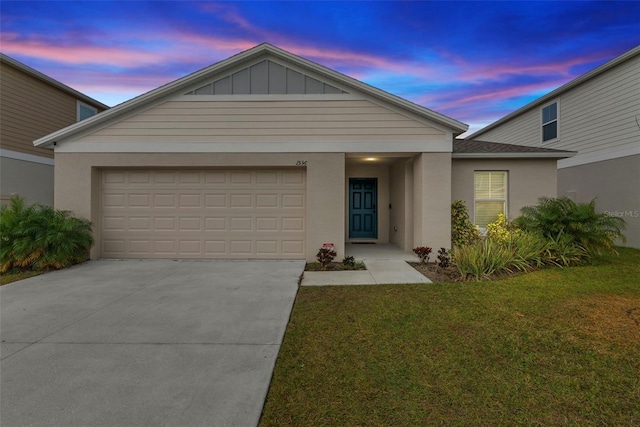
[514,197,626,256]
[1,195,93,272]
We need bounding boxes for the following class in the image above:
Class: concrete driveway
[0,259,304,427]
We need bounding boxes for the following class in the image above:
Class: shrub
[436,247,450,269]
[451,239,514,281]
[486,213,520,243]
[413,246,432,264]
[342,256,356,268]
[514,197,626,257]
[0,196,94,273]
[451,229,555,281]
[546,232,588,266]
[451,200,480,247]
[316,247,337,270]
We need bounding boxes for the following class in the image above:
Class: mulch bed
[306,261,528,282]
[410,262,535,282]
[409,262,461,282]
[305,262,366,271]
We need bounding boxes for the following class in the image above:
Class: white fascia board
[453,152,575,159]
[55,140,452,153]
[0,148,55,165]
[558,146,640,169]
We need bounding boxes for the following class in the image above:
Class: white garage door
[100,169,306,259]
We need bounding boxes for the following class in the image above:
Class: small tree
[451,200,480,247]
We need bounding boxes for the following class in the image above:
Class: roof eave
[36,45,268,148]
[275,46,468,133]
[34,43,468,147]
[452,152,576,159]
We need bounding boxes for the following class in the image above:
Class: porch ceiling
[346,153,417,165]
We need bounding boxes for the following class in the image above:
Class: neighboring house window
[77,101,98,121]
[541,101,558,142]
[474,171,507,228]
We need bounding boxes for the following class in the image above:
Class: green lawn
[260,248,640,426]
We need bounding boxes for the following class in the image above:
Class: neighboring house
[34,43,572,261]
[0,53,108,206]
[467,46,640,247]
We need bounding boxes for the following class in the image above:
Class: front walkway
[301,243,431,285]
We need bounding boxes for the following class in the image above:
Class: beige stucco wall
[345,163,390,243]
[389,158,415,251]
[0,157,54,206]
[414,153,452,250]
[451,158,558,223]
[558,155,639,248]
[54,152,345,261]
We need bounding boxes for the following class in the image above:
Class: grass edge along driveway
[260,248,640,426]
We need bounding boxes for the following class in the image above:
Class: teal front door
[349,178,377,239]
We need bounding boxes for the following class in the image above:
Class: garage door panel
[282,170,305,184]
[256,217,278,231]
[256,171,278,184]
[178,194,202,207]
[129,171,151,183]
[100,169,305,259]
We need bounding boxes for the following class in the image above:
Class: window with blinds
[474,171,507,227]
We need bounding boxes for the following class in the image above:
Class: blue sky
[1,1,638,134]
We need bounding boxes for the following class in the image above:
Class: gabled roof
[34,43,468,148]
[467,45,640,139]
[453,139,575,158]
[0,53,109,110]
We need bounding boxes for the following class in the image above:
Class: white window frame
[541,100,559,143]
[77,101,98,121]
[474,171,508,229]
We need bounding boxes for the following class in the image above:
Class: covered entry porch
[344,152,452,253]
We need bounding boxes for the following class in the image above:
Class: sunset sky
[2,1,638,134]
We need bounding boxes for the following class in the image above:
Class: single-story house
[34,43,573,261]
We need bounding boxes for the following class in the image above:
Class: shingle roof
[453,139,575,158]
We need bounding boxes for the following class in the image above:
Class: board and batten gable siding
[0,61,81,159]
[187,60,347,95]
[475,53,640,158]
[69,98,447,145]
